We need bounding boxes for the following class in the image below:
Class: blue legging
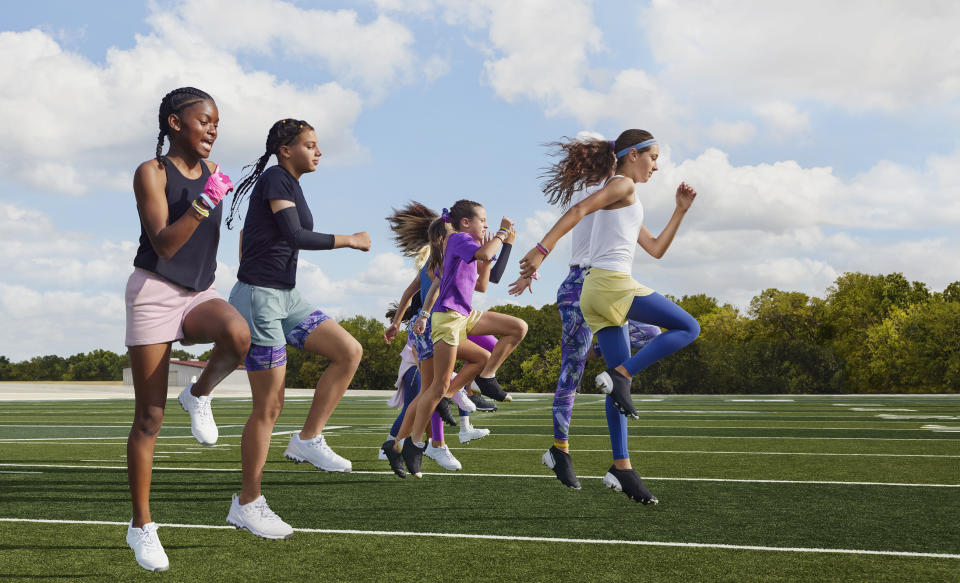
[596,292,700,459]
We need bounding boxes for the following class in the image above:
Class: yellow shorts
[431,309,484,345]
[580,267,654,332]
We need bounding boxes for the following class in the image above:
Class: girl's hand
[350,232,372,251]
[518,247,545,278]
[384,322,399,344]
[499,217,514,232]
[676,182,697,212]
[508,275,534,296]
[505,225,517,245]
[411,316,427,335]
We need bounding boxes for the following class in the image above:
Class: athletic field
[0,392,958,582]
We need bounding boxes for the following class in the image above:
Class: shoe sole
[135,559,169,572]
[595,374,639,420]
[283,451,352,473]
[178,393,217,446]
[425,455,462,471]
[226,517,294,540]
[457,432,489,444]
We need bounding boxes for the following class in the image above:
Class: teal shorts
[229,281,320,347]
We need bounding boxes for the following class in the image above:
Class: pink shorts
[125,268,222,347]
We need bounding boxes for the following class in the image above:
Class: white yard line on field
[0,517,957,560]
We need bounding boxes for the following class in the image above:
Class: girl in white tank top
[517,130,700,504]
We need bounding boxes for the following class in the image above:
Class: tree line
[2,272,958,393]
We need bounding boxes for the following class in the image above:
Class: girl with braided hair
[224,119,370,539]
[124,87,249,572]
[518,129,699,504]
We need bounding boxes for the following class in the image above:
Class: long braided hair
[540,129,655,207]
[226,118,314,229]
[155,87,214,167]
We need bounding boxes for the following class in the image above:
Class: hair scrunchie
[609,140,616,151]
[441,208,451,223]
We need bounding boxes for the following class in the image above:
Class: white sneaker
[451,388,477,412]
[425,443,462,471]
[458,426,491,444]
[178,379,218,446]
[226,494,294,539]
[126,521,169,572]
[284,433,352,472]
[378,448,388,460]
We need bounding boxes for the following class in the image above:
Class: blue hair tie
[441,208,450,223]
[608,140,615,151]
[615,138,657,159]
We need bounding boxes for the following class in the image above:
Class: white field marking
[0,471,42,474]
[80,459,132,462]
[922,425,960,433]
[850,408,917,412]
[726,399,794,402]
[0,517,957,559]
[0,463,956,488]
[333,445,960,459]
[443,432,959,442]
[269,426,348,437]
[445,423,956,431]
[878,415,960,420]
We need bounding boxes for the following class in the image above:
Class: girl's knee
[343,337,363,367]
[132,409,164,437]
[222,320,251,355]
[515,318,529,339]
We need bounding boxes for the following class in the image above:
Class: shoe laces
[253,498,282,522]
[133,524,162,550]
[308,434,331,452]
[196,397,213,420]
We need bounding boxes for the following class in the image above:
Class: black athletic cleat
[435,398,457,426]
[475,377,511,402]
[595,368,639,419]
[603,466,658,504]
[541,446,581,490]
[401,438,425,478]
[468,391,497,412]
[380,440,406,478]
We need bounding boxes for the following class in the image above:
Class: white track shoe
[425,443,462,471]
[284,433,352,472]
[457,426,491,444]
[451,388,477,412]
[178,378,218,445]
[226,494,294,539]
[126,521,169,572]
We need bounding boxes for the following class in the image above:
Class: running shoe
[401,438,426,478]
[595,368,639,419]
[457,426,491,444]
[284,433,352,472]
[425,443,462,471]
[435,397,457,426]
[378,447,388,461]
[178,379,218,445]
[126,520,169,572]
[602,466,658,504]
[541,446,581,490]
[468,391,497,412]
[451,388,477,413]
[475,376,512,402]
[381,439,406,478]
[226,494,294,539]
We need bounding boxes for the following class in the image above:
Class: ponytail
[385,201,439,257]
[427,218,448,275]
[540,129,654,207]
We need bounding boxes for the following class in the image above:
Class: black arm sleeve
[274,207,335,251]
[489,242,512,284]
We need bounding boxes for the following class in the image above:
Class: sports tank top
[568,176,617,267]
[587,176,643,274]
[418,264,433,305]
[133,158,221,291]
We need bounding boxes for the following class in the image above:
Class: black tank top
[133,158,221,291]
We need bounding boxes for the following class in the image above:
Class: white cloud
[755,102,810,138]
[706,120,756,147]
[643,1,960,111]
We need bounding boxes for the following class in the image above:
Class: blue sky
[1,0,958,360]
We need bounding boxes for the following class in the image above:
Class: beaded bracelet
[535,242,550,256]
[191,199,210,218]
[418,310,430,320]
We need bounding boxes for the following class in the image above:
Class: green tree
[171,349,197,361]
[66,349,125,381]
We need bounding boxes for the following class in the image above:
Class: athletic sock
[460,416,472,430]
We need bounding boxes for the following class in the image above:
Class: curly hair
[540,129,655,207]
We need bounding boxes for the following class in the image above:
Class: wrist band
[536,242,550,256]
[418,310,430,320]
[191,199,209,218]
